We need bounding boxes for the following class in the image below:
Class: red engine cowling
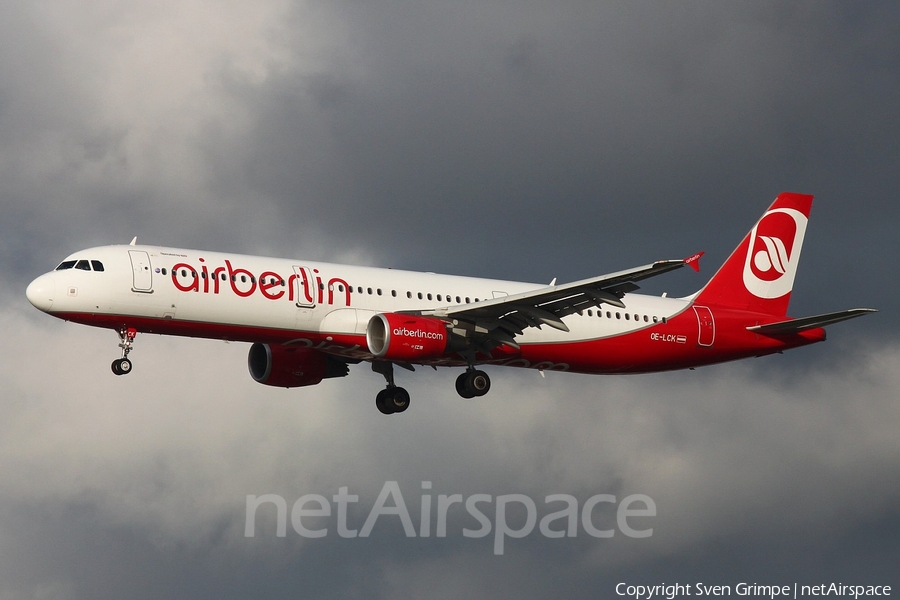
[248,343,347,388]
[366,313,450,361]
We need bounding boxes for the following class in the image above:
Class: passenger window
[652,316,659,323]
[75,260,91,271]
[643,315,649,322]
[377,289,382,296]
[91,260,105,272]
[456,296,461,304]
[418,293,423,300]
[427,293,433,301]
[625,313,630,320]
[391,290,397,297]
[407,291,412,299]
[56,261,77,271]
[367,287,373,295]
[616,312,621,319]
[437,294,442,301]
[161,268,167,275]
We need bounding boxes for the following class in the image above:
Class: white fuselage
[28,244,689,354]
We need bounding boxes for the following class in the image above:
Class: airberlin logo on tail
[742,208,808,299]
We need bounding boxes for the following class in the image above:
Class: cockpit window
[55,259,105,271]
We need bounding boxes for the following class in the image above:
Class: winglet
[130,237,137,246]
[684,251,704,273]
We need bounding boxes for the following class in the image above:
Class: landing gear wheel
[456,373,475,399]
[388,387,410,413]
[376,389,394,415]
[118,357,133,375]
[456,370,491,398]
[375,387,410,415]
[469,370,490,396]
[111,358,133,376]
[372,362,411,415]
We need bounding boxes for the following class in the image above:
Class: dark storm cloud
[218,2,899,287]
[1,1,898,598]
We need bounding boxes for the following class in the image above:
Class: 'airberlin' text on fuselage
[169,259,351,306]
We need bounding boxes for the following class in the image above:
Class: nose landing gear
[111,327,138,376]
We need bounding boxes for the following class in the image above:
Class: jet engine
[248,343,348,388]
[366,313,450,361]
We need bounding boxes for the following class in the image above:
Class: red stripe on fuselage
[53,308,824,375]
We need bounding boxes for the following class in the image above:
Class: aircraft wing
[747,308,877,336]
[417,256,698,353]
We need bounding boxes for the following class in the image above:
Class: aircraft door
[293,266,316,308]
[693,305,715,347]
[129,250,153,293]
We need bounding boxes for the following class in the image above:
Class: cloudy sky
[1,1,898,598]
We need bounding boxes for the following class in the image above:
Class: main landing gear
[371,362,494,414]
[455,368,491,399]
[111,327,138,376]
[372,362,410,415]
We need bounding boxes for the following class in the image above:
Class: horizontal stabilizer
[747,308,877,335]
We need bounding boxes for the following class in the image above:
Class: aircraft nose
[26,274,55,312]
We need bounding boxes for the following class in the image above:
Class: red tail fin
[694,192,813,316]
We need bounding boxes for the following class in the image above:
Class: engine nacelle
[248,343,348,388]
[366,313,450,361]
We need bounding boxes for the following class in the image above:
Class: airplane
[25,192,875,414]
